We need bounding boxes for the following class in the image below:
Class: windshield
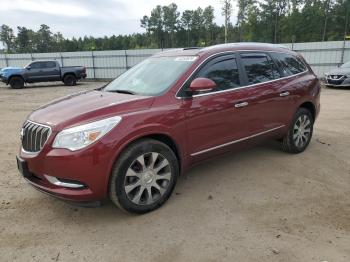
[103,56,197,96]
[341,61,350,68]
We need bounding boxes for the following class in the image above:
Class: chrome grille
[21,121,51,153]
[329,75,345,80]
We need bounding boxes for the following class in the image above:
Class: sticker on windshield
[174,56,197,62]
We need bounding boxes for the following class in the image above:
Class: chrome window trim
[190,125,285,156]
[21,120,52,155]
[175,49,308,99]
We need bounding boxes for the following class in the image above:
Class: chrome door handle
[234,102,249,108]
[279,91,290,97]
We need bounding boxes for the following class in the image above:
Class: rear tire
[63,74,77,86]
[9,76,24,89]
[109,139,179,214]
[281,108,314,154]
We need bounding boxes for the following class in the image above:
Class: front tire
[281,108,314,154]
[9,76,24,89]
[109,139,179,214]
[63,74,77,86]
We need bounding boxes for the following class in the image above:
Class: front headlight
[53,116,122,151]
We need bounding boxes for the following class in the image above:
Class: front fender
[102,122,188,190]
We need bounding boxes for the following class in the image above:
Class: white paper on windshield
[174,56,198,62]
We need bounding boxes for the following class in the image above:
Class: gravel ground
[0,81,349,262]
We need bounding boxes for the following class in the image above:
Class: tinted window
[272,52,307,76]
[30,62,42,69]
[46,61,57,68]
[196,57,241,91]
[241,53,280,84]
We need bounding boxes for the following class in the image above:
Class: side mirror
[189,78,217,93]
[26,66,31,70]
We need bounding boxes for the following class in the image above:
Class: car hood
[28,90,154,131]
[327,67,350,75]
[0,67,24,76]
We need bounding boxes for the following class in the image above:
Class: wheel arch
[63,72,77,79]
[116,133,182,171]
[8,74,25,83]
[298,101,316,120]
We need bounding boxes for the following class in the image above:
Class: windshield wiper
[107,89,136,95]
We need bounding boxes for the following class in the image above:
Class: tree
[36,24,53,52]
[16,27,33,53]
[203,6,215,45]
[181,10,194,46]
[163,3,180,47]
[221,0,233,43]
[2,2,350,54]
[0,24,15,52]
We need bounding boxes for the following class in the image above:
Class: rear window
[271,52,307,76]
[240,53,280,84]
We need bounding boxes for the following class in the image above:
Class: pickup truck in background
[0,60,87,89]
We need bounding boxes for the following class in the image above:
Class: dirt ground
[0,81,349,262]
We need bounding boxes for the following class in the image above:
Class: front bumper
[0,75,8,84]
[17,139,116,202]
[325,76,350,87]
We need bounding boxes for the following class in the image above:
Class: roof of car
[154,42,292,58]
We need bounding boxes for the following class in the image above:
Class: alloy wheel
[293,114,311,148]
[124,152,172,205]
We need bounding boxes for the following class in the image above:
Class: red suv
[17,43,321,213]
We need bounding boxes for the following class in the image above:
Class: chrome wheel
[124,152,172,205]
[293,114,311,148]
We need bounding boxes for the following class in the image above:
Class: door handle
[234,102,249,108]
[279,91,290,97]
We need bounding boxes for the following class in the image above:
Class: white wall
[1,42,349,78]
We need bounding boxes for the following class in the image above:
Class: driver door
[25,61,45,82]
[181,54,262,160]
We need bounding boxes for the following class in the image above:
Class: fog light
[44,175,85,189]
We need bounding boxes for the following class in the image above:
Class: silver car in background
[325,61,350,87]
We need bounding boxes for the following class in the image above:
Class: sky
[0,0,237,38]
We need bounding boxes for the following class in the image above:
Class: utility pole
[322,0,330,41]
[274,7,281,43]
[341,7,349,64]
[222,0,232,43]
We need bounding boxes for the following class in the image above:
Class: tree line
[0,0,349,54]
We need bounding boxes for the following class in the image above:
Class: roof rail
[182,47,201,50]
[203,42,290,51]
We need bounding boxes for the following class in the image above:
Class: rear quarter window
[271,52,308,76]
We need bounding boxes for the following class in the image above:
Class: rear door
[45,61,61,81]
[238,52,286,130]
[268,52,310,125]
